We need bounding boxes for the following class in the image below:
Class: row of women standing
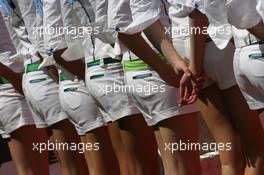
[0,0,264,175]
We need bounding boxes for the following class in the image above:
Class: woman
[169,1,264,174]
[0,49,49,175]
[106,0,202,174]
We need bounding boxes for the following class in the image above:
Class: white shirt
[225,0,262,29]
[107,0,161,54]
[256,0,264,22]
[60,0,115,63]
[0,52,24,73]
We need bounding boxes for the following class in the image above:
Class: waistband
[122,59,148,72]
[25,62,41,73]
[0,76,10,85]
[59,72,69,81]
[86,57,121,68]
[235,33,264,48]
[122,54,167,72]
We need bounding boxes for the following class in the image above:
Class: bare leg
[153,127,169,175]
[198,84,245,175]
[81,126,120,175]
[107,122,130,175]
[157,113,201,175]
[8,125,49,175]
[118,114,160,175]
[257,109,264,131]
[222,86,264,175]
[47,119,89,175]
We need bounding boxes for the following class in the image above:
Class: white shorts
[59,79,105,135]
[173,37,237,90]
[203,41,237,90]
[22,59,67,128]
[233,43,264,110]
[124,68,199,126]
[0,84,34,138]
[85,61,140,122]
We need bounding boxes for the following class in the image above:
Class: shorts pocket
[26,77,49,102]
[61,87,82,110]
[86,73,107,98]
[130,72,161,98]
[248,53,264,77]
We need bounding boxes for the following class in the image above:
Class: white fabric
[0,51,33,138]
[203,0,232,49]
[108,0,161,54]
[124,69,199,126]
[231,27,257,48]
[0,85,34,138]
[59,80,105,135]
[22,60,67,128]
[43,0,67,51]
[0,51,24,73]
[0,0,35,55]
[85,62,140,122]
[233,43,264,110]
[256,0,264,21]
[60,0,115,63]
[225,0,262,29]
[169,0,262,49]
[202,40,237,89]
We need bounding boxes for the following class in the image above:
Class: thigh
[8,125,49,175]
[198,84,236,142]
[222,86,264,161]
[157,113,201,175]
[198,84,245,171]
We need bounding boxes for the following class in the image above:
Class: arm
[143,20,191,75]
[118,32,181,88]
[247,21,264,40]
[188,9,208,75]
[37,52,60,83]
[0,63,23,95]
[177,9,208,106]
[53,48,86,81]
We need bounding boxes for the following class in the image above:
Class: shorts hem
[109,107,140,122]
[77,120,106,135]
[1,118,35,138]
[247,102,264,110]
[144,105,199,126]
[218,80,237,90]
[35,113,68,128]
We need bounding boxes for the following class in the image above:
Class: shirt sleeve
[226,0,262,29]
[166,0,195,17]
[43,0,67,52]
[108,0,161,54]
[256,0,264,22]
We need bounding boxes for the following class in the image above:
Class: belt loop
[248,34,252,45]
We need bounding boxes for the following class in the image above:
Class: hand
[178,73,204,107]
[171,58,192,77]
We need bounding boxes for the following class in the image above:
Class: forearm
[53,49,86,81]
[118,32,171,72]
[0,63,23,93]
[143,20,184,65]
[0,63,19,83]
[248,21,264,40]
[189,9,208,75]
[118,32,182,87]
